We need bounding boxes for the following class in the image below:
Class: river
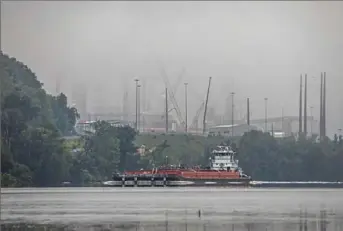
[1,187,343,231]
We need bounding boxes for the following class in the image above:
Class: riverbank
[3,180,343,189]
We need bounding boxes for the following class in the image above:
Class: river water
[1,187,343,231]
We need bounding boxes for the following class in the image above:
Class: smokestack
[304,74,308,135]
[247,98,250,125]
[323,72,326,137]
[299,75,303,135]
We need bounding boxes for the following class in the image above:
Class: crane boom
[159,68,186,103]
[190,101,205,132]
[158,66,185,128]
[203,77,212,134]
[172,67,186,95]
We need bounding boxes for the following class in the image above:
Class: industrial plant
[73,72,327,139]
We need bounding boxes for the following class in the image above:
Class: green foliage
[50,93,80,135]
[1,53,139,186]
[238,130,343,181]
[74,121,121,182]
[135,132,343,181]
[68,122,138,184]
[135,134,227,168]
[0,52,78,186]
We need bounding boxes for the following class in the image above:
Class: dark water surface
[1,187,343,230]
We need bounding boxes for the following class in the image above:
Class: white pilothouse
[209,145,248,178]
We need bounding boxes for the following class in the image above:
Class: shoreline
[2,180,343,189]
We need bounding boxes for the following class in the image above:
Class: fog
[1,1,343,136]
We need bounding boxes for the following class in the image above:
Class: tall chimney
[247,98,250,125]
[320,72,323,139]
[299,75,303,135]
[304,74,308,135]
[323,72,326,137]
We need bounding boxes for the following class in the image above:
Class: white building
[208,124,263,137]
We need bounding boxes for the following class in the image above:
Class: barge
[105,145,252,187]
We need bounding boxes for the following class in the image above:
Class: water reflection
[2,188,343,230]
[1,208,343,231]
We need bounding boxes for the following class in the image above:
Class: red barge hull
[109,169,251,187]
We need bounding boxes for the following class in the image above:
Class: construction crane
[159,68,186,120]
[172,67,186,95]
[159,67,186,99]
[202,77,212,134]
[158,65,185,128]
[190,101,205,133]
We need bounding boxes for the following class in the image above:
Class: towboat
[107,145,251,187]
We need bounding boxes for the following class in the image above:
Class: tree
[112,125,137,171]
[1,52,79,187]
[73,121,125,182]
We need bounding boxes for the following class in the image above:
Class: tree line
[1,52,342,187]
[0,53,141,186]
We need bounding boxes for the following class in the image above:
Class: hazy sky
[1,1,343,135]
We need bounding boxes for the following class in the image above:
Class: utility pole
[165,88,168,133]
[264,98,268,132]
[310,106,314,136]
[323,72,326,137]
[134,78,139,131]
[320,72,323,139]
[247,98,250,126]
[281,107,284,132]
[299,75,303,135]
[142,78,146,113]
[304,74,308,136]
[231,92,235,137]
[137,84,141,132]
[184,83,188,133]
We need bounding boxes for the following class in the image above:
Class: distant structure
[304,74,308,135]
[142,78,147,113]
[224,94,236,125]
[55,77,61,95]
[298,74,309,136]
[208,124,262,137]
[247,98,250,125]
[299,75,303,135]
[320,72,327,139]
[71,83,88,120]
[203,77,212,134]
[122,89,129,121]
[297,72,328,138]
